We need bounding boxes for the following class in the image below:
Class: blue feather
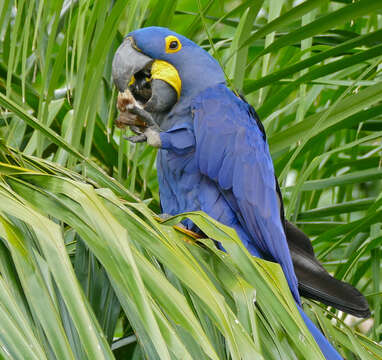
[192,84,300,302]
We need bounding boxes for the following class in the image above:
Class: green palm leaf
[0,0,381,359]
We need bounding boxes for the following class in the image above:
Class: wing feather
[192,84,300,301]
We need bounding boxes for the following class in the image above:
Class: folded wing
[192,84,300,302]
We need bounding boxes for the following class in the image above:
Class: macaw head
[112,27,225,112]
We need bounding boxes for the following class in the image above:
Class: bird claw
[116,90,148,130]
[124,134,147,143]
[127,104,160,130]
[116,89,161,141]
[123,126,161,147]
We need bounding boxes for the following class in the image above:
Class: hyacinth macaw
[112,27,370,359]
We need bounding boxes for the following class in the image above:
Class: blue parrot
[112,26,369,360]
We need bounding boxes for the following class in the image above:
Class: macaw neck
[159,96,192,131]
[180,79,226,99]
[179,54,225,98]
[159,80,227,131]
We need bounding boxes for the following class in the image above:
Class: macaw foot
[127,104,160,130]
[116,89,160,130]
[117,89,162,146]
[124,134,147,143]
[124,127,161,147]
[116,111,146,129]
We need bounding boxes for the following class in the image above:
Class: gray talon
[128,105,160,130]
[124,134,147,143]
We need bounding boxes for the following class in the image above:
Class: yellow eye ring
[165,35,182,53]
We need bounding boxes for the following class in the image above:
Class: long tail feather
[286,221,370,318]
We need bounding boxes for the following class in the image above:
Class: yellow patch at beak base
[128,75,136,86]
[151,60,182,99]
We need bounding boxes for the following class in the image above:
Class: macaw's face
[112,27,225,115]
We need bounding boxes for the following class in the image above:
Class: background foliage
[0,0,381,359]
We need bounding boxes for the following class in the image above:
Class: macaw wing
[191,84,299,301]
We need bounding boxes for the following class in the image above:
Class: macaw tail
[297,305,343,360]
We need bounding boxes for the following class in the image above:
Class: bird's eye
[165,35,182,53]
[169,41,178,49]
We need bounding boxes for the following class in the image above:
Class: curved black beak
[112,38,153,92]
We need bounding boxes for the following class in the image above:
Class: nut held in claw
[116,89,147,129]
